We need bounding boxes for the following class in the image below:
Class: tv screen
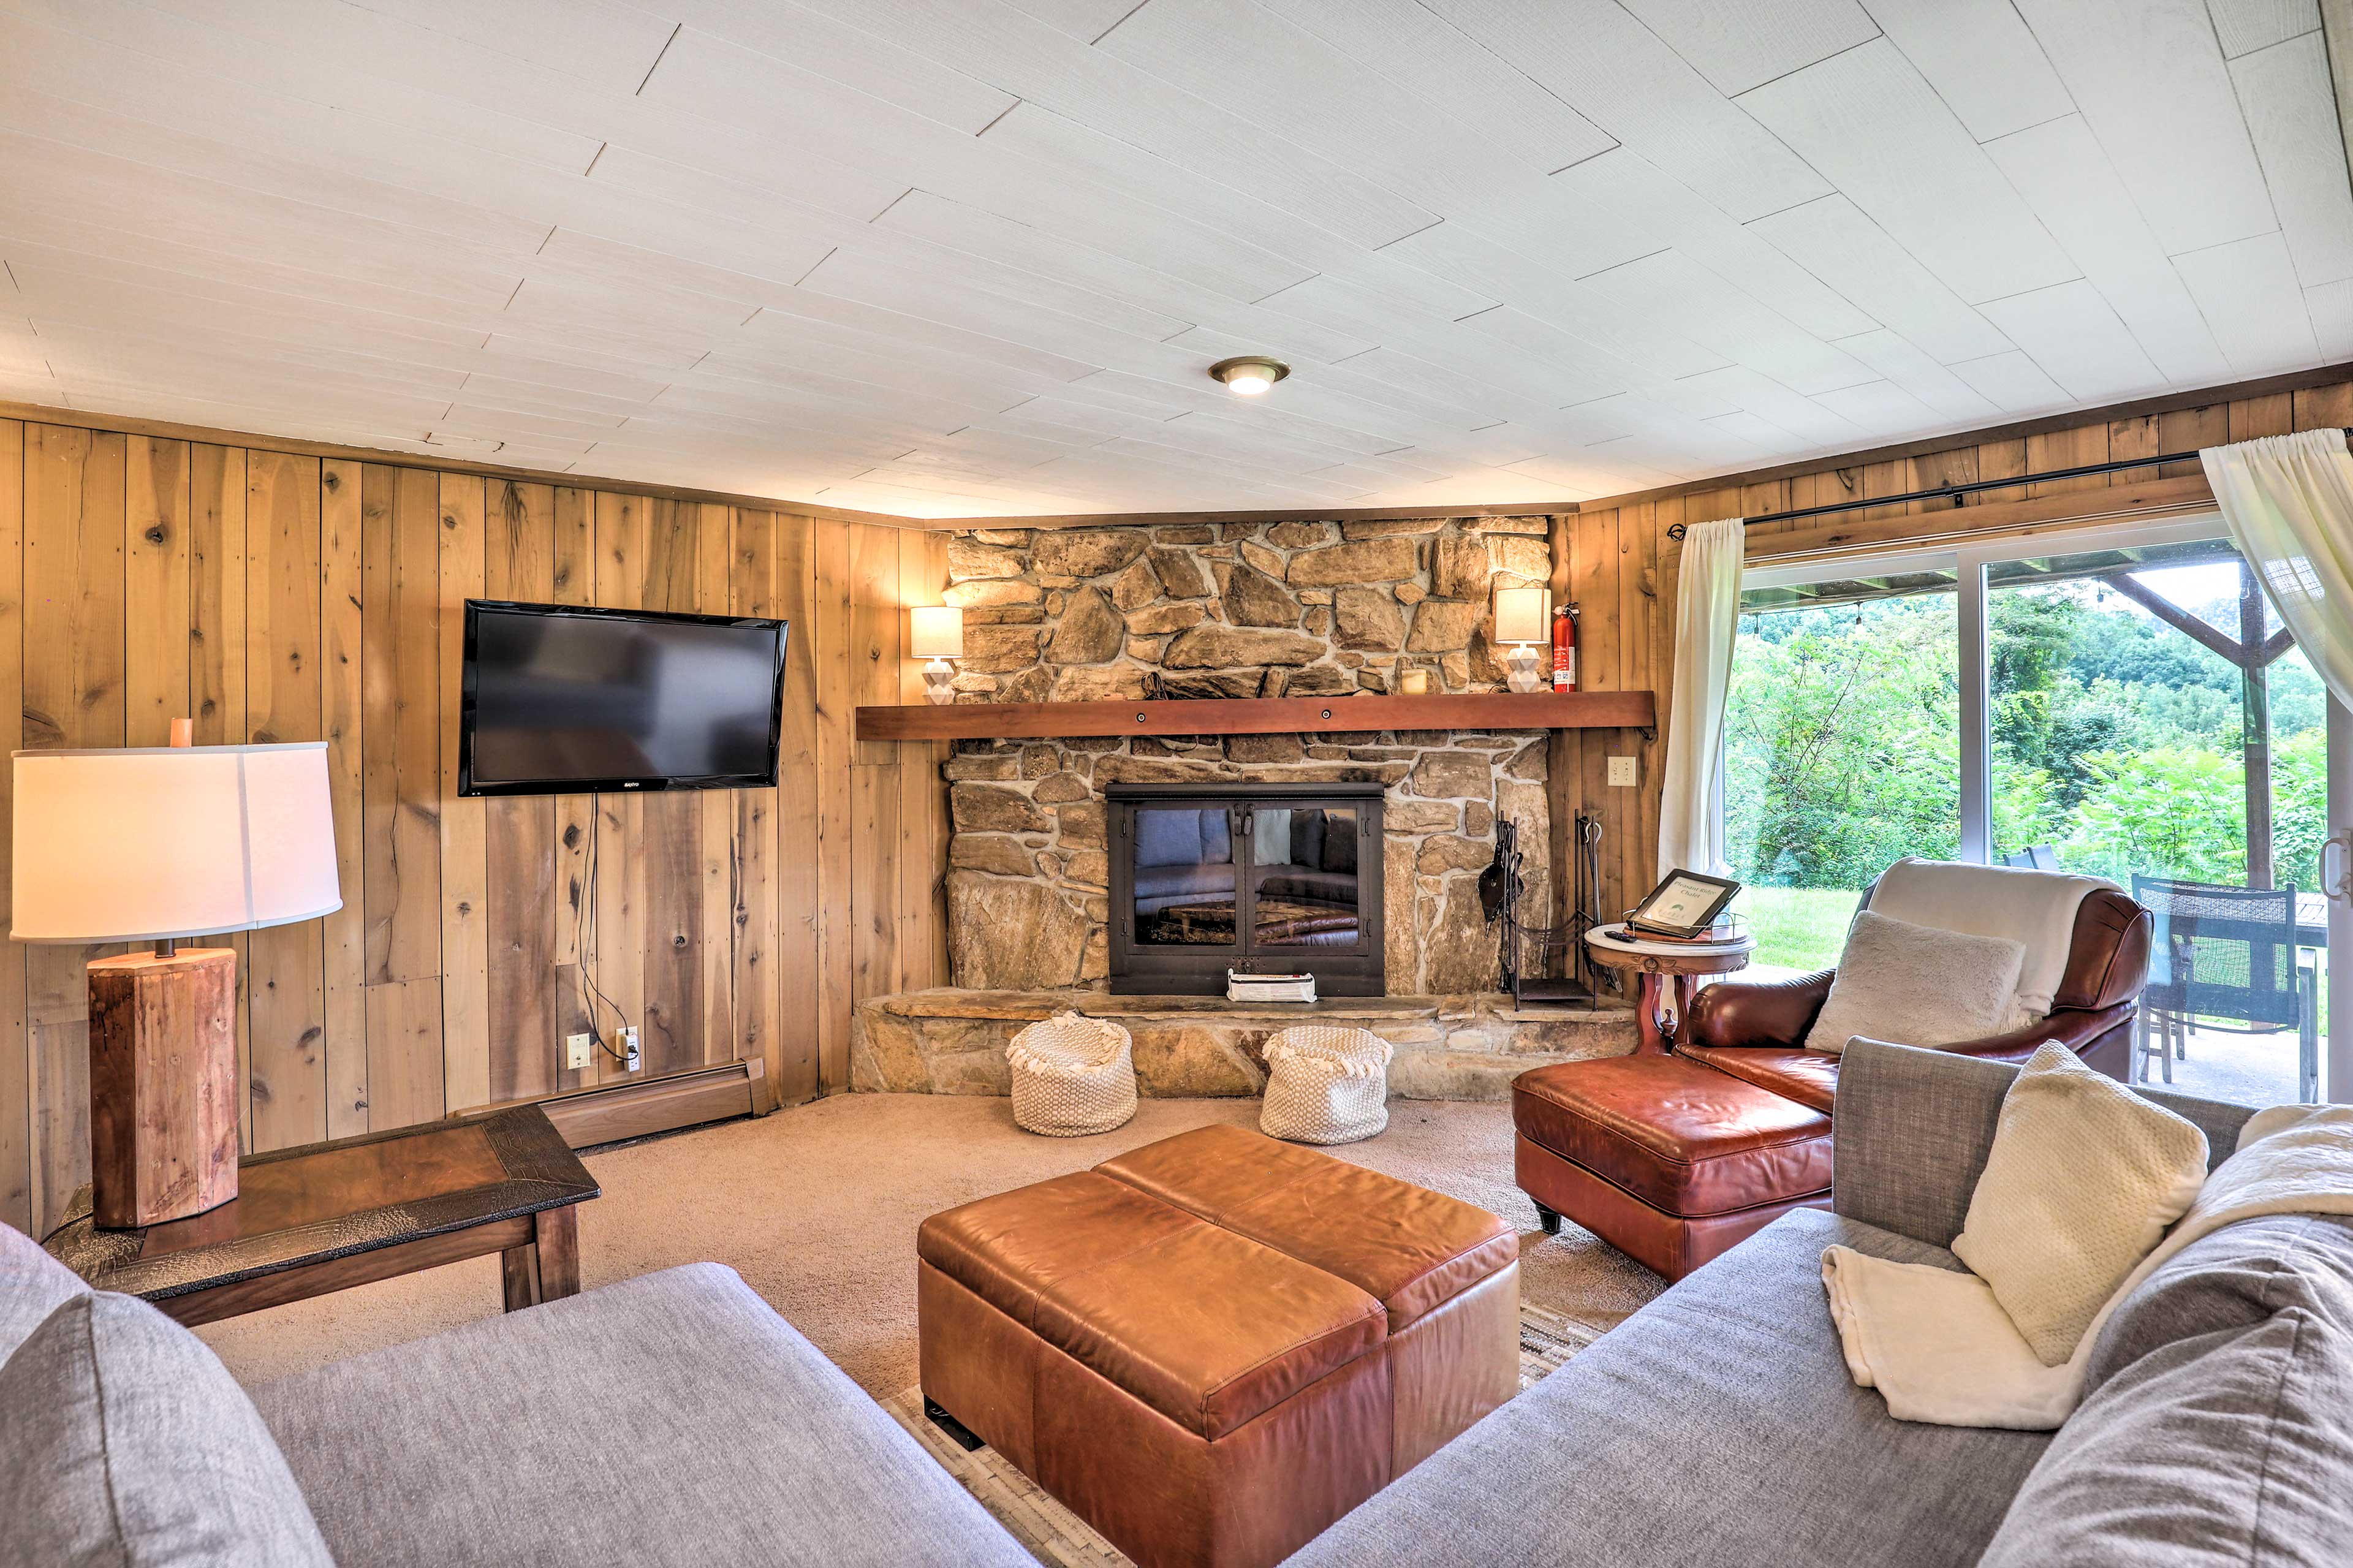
[460,600,788,796]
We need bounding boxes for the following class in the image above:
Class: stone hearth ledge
[849,990,1638,1102]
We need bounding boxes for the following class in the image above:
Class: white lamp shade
[1493,586,1551,645]
[909,605,964,660]
[11,743,341,944]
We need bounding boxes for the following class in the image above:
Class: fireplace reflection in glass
[1248,806,1360,945]
[1133,806,1239,947]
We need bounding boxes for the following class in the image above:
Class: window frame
[1734,512,2236,871]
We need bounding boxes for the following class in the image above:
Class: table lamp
[910,606,964,705]
[12,727,340,1228]
[1493,586,1552,693]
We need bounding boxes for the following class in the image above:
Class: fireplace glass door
[1108,784,1384,995]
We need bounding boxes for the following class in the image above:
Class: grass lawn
[1732,885,1861,974]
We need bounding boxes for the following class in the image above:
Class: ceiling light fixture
[1208,355,1290,396]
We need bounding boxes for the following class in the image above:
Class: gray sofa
[1295,1039,2353,1567]
[0,1233,1033,1567]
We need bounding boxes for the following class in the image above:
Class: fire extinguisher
[1552,605,1578,692]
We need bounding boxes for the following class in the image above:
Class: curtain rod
[1660,430,2352,540]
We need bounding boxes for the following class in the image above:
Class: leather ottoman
[1513,1052,1833,1281]
[918,1125,1518,1568]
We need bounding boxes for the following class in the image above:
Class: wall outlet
[621,1025,642,1073]
[565,1032,594,1072]
[1607,755,1639,787]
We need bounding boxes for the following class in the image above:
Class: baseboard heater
[463,1058,775,1151]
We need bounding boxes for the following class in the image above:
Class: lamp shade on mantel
[909,605,965,661]
[12,742,341,944]
[1493,586,1551,645]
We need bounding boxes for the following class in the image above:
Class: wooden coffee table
[43,1104,599,1327]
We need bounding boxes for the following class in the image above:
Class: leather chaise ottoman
[1513,1051,1833,1281]
[918,1125,1518,1568]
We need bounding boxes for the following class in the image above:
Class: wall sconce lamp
[1493,586,1552,694]
[910,606,964,705]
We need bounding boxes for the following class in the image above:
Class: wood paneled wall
[1548,376,2353,935]
[0,417,948,1237]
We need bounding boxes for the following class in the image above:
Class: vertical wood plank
[548,486,596,1086]
[123,436,190,748]
[588,491,648,1081]
[2026,425,2110,497]
[244,452,326,1153]
[636,500,703,1078]
[849,524,902,1006]
[484,480,559,1101]
[729,508,784,1095]
[697,504,737,1064]
[767,512,821,1104]
[439,474,490,1115]
[896,528,951,990]
[319,460,368,1137]
[23,424,125,1233]
[188,444,249,1142]
[0,420,25,1232]
[811,518,854,1091]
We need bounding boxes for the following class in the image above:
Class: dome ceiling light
[1208,355,1290,396]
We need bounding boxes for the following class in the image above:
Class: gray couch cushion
[1,1220,90,1357]
[252,1262,1034,1568]
[0,1292,334,1568]
[1289,1208,2052,1568]
[1980,1312,2353,1564]
[1977,1213,2353,1566]
[2089,1213,2353,1394]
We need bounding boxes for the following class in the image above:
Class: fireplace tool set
[1490,814,1605,1007]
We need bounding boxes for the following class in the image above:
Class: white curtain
[2201,430,2353,711]
[1657,517,1745,881]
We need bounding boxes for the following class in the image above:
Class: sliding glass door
[1733,515,2350,1104]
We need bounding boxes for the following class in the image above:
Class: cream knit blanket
[1822,1104,2353,1429]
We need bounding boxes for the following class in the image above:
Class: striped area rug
[884,1303,1604,1568]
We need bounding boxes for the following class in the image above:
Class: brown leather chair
[1512,886,2152,1281]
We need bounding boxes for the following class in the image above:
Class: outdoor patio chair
[2002,845,2062,871]
[2129,876,2319,1104]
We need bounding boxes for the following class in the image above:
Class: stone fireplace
[940,515,1559,996]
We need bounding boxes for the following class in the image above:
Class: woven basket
[1006,1012,1138,1137]
[1259,1026,1394,1145]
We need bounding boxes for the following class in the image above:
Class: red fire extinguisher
[1552,605,1578,692]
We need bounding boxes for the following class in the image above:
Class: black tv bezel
[458,599,790,798]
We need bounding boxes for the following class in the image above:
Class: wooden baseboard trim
[463,1059,770,1150]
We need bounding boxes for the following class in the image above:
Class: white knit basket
[1259,1026,1393,1145]
[1005,1012,1137,1137]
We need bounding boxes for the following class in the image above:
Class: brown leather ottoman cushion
[1677,1044,1841,1113]
[1512,1053,1832,1218]
[919,1172,1199,1326]
[1096,1126,1517,1331]
[922,1167,1387,1440]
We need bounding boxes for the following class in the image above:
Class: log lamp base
[88,947,240,1229]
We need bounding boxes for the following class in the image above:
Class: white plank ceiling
[0,0,2347,517]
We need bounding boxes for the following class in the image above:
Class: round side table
[1585,923,1756,1056]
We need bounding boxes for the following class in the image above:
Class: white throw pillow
[1953,1042,2209,1366]
[1802,909,2026,1056]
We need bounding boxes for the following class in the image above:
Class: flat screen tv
[460,600,789,796]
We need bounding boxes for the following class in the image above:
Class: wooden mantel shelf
[854,689,1656,742]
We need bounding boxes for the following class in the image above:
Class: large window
[1726,559,1960,973]
[1724,516,2347,1106]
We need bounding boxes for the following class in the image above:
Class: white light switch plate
[566,1032,594,1071]
[1607,756,1638,787]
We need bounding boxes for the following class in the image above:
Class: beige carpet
[197,1094,1664,1396]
